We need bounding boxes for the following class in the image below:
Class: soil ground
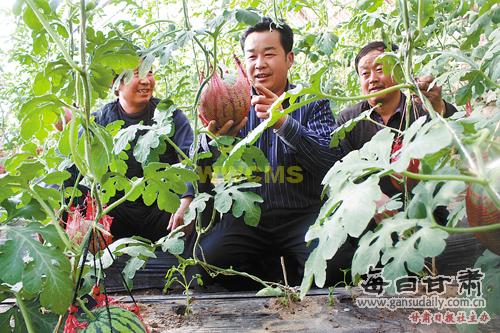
[1,286,499,332]
[109,287,499,333]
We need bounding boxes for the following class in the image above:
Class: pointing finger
[254,83,277,99]
[251,95,273,106]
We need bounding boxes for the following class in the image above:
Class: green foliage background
[0,0,498,332]
[0,0,496,149]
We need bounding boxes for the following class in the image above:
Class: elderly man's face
[357,49,399,106]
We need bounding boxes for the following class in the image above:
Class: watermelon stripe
[82,307,146,333]
[86,318,140,333]
[112,315,145,332]
[112,308,145,332]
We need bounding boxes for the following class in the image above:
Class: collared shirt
[370,96,405,125]
[194,83,342,211]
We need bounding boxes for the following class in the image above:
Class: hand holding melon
[198,56,250,136]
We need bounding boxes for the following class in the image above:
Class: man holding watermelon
[337,41,458,225]
[195,17,354,289]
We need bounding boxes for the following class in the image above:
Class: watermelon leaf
[0,223,72,314]
[142,163,198,213]
[330,108,374,148]
[214,181,263,227]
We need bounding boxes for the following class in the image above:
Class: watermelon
[466,183,500,255]
[81,306,147,333]
[198,55,251,129]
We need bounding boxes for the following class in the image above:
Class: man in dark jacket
[69,68,195,242]
[337,41,457,224]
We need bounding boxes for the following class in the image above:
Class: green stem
[401,171,488,185]
[197,36,211,76]
[193,202,217,260]
[200,129,217,141]
[124,20,177,36]
[79,74,92,122]
[91,182,104,225]
[434,223,500,234]
[68,172,82,208]
[53,315,64,333]
[58,99,80,113]
[190,37,214,168]
[417,0,423,35]
[322,83,413,102]
[164,136,193,166]
[400,0,410,32]
[201,202,218,234]
[401,0,478,176]
[24,0,81,72]
[100,179,144,218]
[363,117,404,134]
[28,187,73,250]
[79,0,92,123]
[69,20,74,59]
[191,38,201,92]
[400,0,417,99]
[211,29,218,79]
[76,298,96,320]
[16,294,35,333]
[182,0,191,30]
[271,84,412,127]
[181,0,208,186]
[199,260,276,289]
[180,268,191,312]
[76,0,95,190]
[401,6,414,209]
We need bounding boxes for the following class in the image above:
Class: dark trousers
[196,206,355,290]
[108,201,172,242]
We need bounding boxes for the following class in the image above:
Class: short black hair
[354,41,399,74]
[240,17,294,54]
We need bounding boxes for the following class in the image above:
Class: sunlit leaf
[184,192,211,223]
[330,108,374,147]
[214,182,263,227]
